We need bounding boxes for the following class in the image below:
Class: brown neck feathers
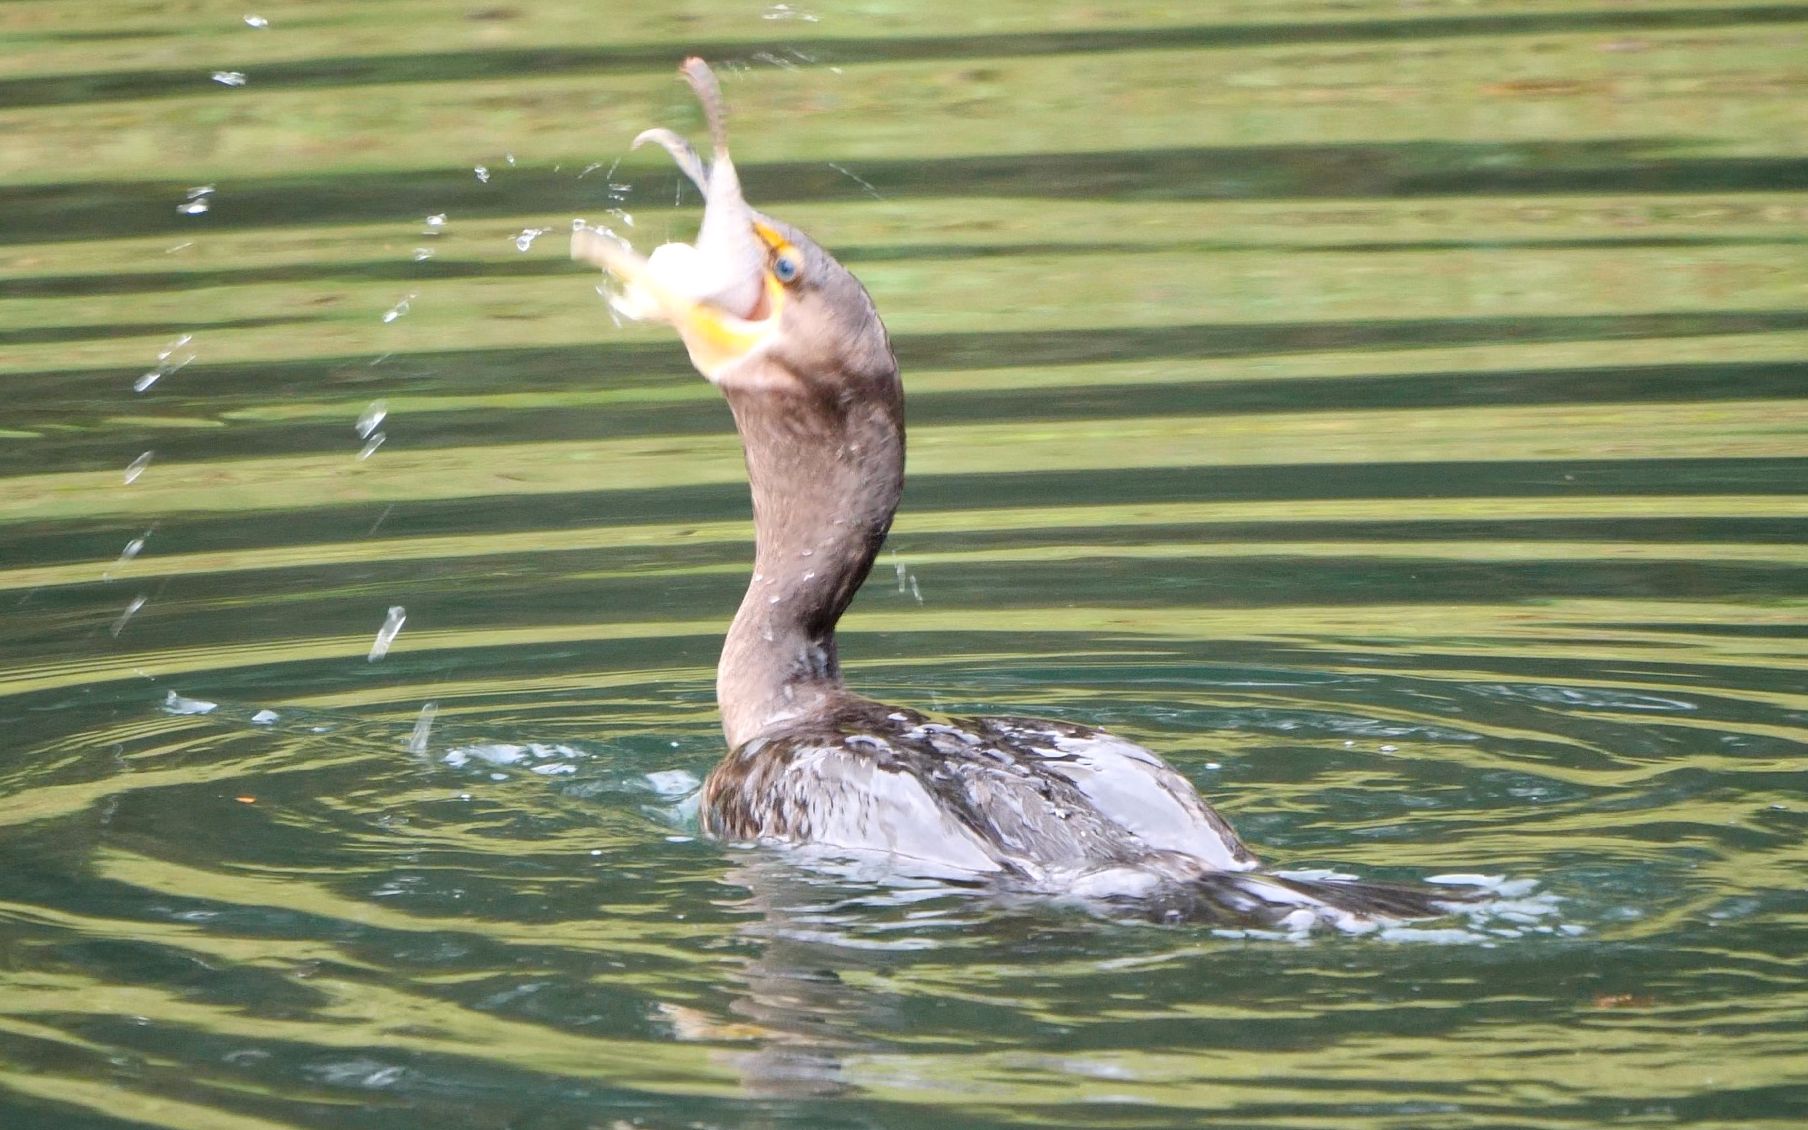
[714,369,904,749]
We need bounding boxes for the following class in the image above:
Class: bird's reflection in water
[670,855,988,1100]
[658,853,1534,1101]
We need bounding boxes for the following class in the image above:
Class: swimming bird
[573,59,1470,927]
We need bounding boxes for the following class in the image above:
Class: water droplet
[162,689,218,715]
[407,702,437,753]
[381,295,413,323]
[177,185,214,216]
[355,400,387,438]
[134,334,195,392]
[107,531,152,578]
[513,226,550,252]
[110,595,147,637]
[423,213,447,233]
[504,153,516,167]
[211,71,248,87]
[368,606,406,661]
[243,14,269,28]
[751,50,807,72]
[828,162,883,200]
[123,451,153,484]
[411,247,434,261]
[357,432,386,459]
[909,576,923,604]
[762,3,821,20]
[473,165,490,183]
[251,709,280,724]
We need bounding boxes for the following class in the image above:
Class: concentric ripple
[2,2,1806,1127]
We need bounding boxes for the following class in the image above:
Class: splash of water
[134,334,195,392]
[355,400,387,439]
[407,702,437,753]
[368,606,406,661]
[177,186,213,215]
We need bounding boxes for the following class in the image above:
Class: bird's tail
[1138,869,1483,929]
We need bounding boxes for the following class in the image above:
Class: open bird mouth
[572,58,787,381]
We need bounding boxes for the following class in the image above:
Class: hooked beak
[571,58,787,382]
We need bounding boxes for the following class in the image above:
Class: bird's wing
[968,716,1258,872]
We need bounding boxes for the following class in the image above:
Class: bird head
[573,58,893,393]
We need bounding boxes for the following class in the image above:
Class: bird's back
[703,698,1258,884]
[701,697,1476,926]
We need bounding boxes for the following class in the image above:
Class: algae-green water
[2,2,1805,1126]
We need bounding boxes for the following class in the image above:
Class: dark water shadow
[12,232,1804,303]
[18,308,1808,405]
[8,141,1808,246]
[8,5,1807,109]
[14,357,1807,477]
[8,455,1803,578]
[0,257,561,301]
[3,314,321,346]
[892,310,1808,370]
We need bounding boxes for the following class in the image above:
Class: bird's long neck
[716,374,904,750]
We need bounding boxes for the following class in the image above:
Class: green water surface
[2,2,1806,1127]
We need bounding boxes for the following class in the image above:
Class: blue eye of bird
[772,250,802,284]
